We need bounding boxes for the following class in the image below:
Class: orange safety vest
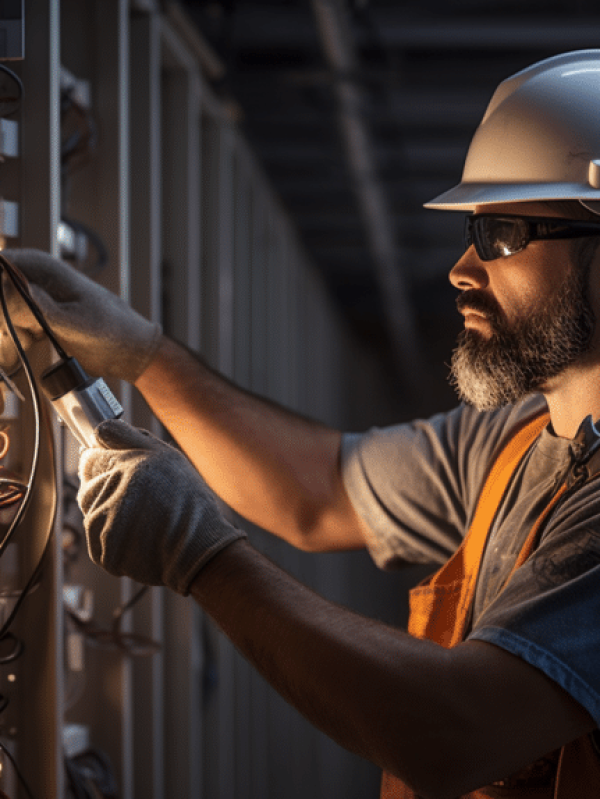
[381,411,600,799]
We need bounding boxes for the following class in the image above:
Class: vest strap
[381,409,600,798]
[408,410,550,647]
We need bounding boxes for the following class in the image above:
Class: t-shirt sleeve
[340,395,547,570]
[468,480,600,727]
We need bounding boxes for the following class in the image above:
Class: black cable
[0,250,149,799]
[64,755,92,799]
[0,374,54,799]
[0,400,55,643]
[112,584,148,628]
[65,748,118,799]
[60,86,106,278]
[61,215,109,277]
[0,266,41,559]
[0,262,57,643]
[0,741,36,799]
[0,632,23,664]
[0,64,23,119]
[0,254,69,361]
[60,86,97,171]
[112,584,160,655]
[66,583,160,658]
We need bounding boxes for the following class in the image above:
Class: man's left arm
[78,419,595,799]
[190,539,594,799]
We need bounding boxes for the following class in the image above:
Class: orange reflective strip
[421,411,550,598]
[407,411,551,647]
[463,411,551,575]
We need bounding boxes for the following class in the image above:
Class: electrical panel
[0,2,385,797]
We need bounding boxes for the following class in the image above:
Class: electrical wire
[0,479,26,509]
[0,632,23,665]
[0,252,156,799]
[0,64,23,119]
[112,584,149,629]
[0,257,58,642]
[0,408,54,647]
[0,265,58,799]
[0,254,69,360]
[65,748,118,799]
[60,84,108,277]
[60,215,109,277]
[60,85,97,175]
[0,430,25,513]
[0,741,36,799]
[65,584,160,658]
[0,266,42,560]
[64,756,90,799]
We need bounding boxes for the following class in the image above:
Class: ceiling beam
[229,8,600,50]
[372,17,600,49]
[310,0,427,387]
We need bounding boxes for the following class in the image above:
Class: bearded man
[4,51,600,799]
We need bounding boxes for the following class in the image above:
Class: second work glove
[77,420,247,595]
[0,249,162,382]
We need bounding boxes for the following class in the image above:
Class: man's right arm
[135,335,368,552]
[0,249,369,553]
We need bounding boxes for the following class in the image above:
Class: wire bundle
[0,256,58,799]
[65,584,159,659]
[0,252,162,798]
[0,65,22,121]
[60,79,108,276]
[0,742,34,799]
[0,252,58,614]
[64,748,118,799]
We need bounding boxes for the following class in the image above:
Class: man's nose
[449,247,490,290]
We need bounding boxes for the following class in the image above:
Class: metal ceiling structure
[180,0,600,403]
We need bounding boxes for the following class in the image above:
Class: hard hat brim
[425,181,600,211]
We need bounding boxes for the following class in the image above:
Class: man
[4,50,600,798]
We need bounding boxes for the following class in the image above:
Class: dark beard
[449,268,595,411]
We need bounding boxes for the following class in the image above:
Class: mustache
[456,290,503,322]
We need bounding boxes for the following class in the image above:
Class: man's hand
[77,419,247,594]
[0,249,161,381]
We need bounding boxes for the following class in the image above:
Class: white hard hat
[425,50,600,214]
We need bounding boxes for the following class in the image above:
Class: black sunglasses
[464,214,600,261]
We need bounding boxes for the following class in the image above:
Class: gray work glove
[77,419,247,595]
[0,249,162,381]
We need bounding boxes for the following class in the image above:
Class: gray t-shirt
[341,393,600,727]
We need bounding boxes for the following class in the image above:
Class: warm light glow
[7,674,15,683]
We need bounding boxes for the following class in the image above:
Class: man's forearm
[190,540,595,799]
[135,336,364,551]
[190,539,454,796]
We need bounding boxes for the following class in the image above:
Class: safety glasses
[464,214,600,261]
